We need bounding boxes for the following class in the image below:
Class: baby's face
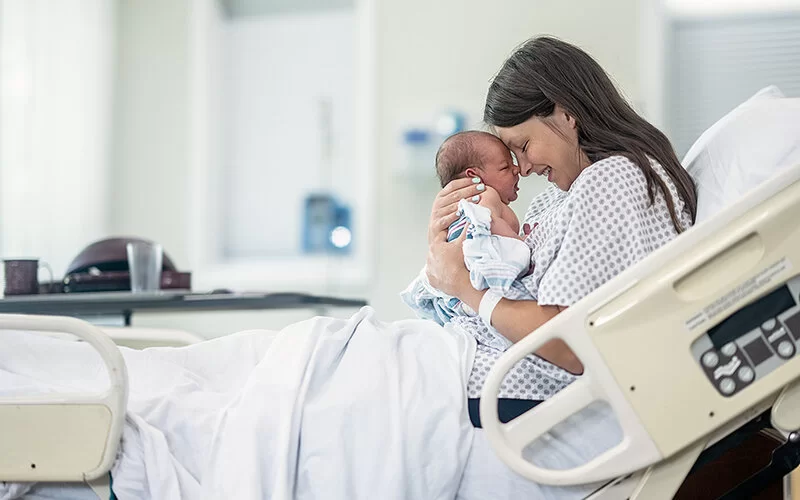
[478,140,520,204]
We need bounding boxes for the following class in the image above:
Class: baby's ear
[465,167,480,179]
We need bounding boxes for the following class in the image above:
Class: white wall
[370,0,643,320]
[0,0,116,277]
[108,0,192,267]
[222,12,356,258]
[112,0,367,335]
[664,0,800,16]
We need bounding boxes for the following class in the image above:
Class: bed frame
[0,314,127,499]
[481,162,800,498]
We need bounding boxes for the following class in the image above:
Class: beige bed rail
[0,314,128,482]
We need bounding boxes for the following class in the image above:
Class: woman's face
[495,106,590,191]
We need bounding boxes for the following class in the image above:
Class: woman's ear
[564,112,577,130]
[554,104,578,130]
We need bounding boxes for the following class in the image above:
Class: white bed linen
[683,86,800,222]
[0,308,474,499]
[3,426,623,500]
[1,307,625,500]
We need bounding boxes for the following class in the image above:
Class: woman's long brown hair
[484,36,697,232]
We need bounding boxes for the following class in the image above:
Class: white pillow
[682,86,800,222]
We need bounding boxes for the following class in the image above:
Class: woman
[426,36,697,404]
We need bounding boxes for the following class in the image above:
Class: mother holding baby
[426,36,697,419]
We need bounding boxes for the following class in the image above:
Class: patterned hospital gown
[466,155,692,400]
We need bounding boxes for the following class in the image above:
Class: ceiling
[219,0,353,17]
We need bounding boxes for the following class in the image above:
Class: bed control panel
[692,276,800,398]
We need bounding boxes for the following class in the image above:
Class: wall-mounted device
[302,193,352,255]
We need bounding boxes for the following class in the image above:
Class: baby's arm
[478,187,524,240]
[491,214,523,239]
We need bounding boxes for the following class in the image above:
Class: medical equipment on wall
[401,128,435,176]
[398,110,467,177]
[481,162,800,498]
[302,193,352,254]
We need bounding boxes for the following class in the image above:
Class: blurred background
[0,0,799,335]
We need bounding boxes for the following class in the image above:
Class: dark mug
[2,259,53,296]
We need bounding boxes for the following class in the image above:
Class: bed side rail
[0,314,128,482]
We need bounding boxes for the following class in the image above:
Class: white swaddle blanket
[401,200,532,328]
[461,201,532,292]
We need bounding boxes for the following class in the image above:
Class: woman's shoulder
[569,155,650,198]
[523,183,568,225]
[576,155,642,183]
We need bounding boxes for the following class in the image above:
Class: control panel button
[768,327,789,343]
[714,356,741,379]
[720,377,736,395]
[738,366,755,383]
[702,351,719,368]
[721,343,737,357]
[778,340,795,358]
[762,319,777,331]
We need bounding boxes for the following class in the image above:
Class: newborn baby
[435,131,524,241]
[401,131,533,329]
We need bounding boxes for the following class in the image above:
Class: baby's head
[435,131,520,204]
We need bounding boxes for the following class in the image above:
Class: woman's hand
[426,230,472,297]
[427,177,485,244]
[426,177,484,298]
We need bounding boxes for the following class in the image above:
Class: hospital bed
[35,325,204,350]
[3,157,800,499]
[480,158,800,498]
[0,322,201,499]
[3,94,800,498]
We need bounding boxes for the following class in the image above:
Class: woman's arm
[454,284,582,374]
[426,185,583,375]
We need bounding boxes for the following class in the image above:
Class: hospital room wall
[0,0,116,276]
[107,0,338,335]
[108,0,193,268]
[108,0,645,334]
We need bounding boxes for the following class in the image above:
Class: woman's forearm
[459,287,583,375]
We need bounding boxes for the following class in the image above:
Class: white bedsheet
[0,427,615,500]
[0,308,475,499]
[1,307,624,500]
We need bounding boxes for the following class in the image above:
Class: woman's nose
[519,162,534,177]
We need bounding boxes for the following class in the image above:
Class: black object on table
[0,291,368,326]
